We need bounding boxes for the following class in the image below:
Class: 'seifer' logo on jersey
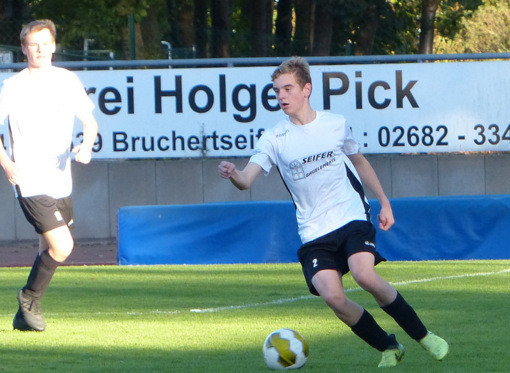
[290,160,305,180]
[290,150,336,181]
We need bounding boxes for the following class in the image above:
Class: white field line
[189,267,510,314]
[1,267,509,318]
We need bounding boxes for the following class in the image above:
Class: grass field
[0,260,509,372]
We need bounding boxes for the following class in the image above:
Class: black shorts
[17,194,74,234]
[297,220,386,296]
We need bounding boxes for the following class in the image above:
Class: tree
[353,0,385,55]
[435,0,510,53]
[419,0,441,53]
[194,0,209,58]
[27,0,153,59]
[292,0,314,55]
[250,0,273,57]
[5,0,497,61]
[211,0,231,57]
[274,0,293,56]
[0,0,30,46]
[312,0,335,56]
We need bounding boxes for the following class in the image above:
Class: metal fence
[1,53,510,73]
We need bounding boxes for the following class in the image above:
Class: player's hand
[73,145,92,164]
[377,204,395,231]
[218,161,236,179]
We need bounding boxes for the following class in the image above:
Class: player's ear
[303,82,312,98]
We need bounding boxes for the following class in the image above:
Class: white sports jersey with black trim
[0,66,94,198]
[250,111,371,244]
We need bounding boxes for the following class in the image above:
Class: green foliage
[435,0,484,39]
[0,260,509,372]
[435,0,510,53]
[374,0,422,55]
[27,0,157,58]
[3,1,507,61]
[381,0,485,55]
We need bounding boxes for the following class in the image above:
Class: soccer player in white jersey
[218,57,448,368]
[0,20,98,331]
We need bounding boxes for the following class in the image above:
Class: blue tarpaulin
[118,201,301,265]
[117,196,510,265]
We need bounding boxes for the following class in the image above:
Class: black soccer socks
[22,249,60,300]
[381,292,428,341]
[351,309,397,351]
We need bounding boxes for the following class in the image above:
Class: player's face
[22,28,55,69]
[272,73,311,117]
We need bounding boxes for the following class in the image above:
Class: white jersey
[0,66,94,198]
[250,111,371,244]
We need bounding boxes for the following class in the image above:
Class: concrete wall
[1,152,510,243]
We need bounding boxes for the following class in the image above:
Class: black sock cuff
[40,249,60,269]
[381,292,404,314]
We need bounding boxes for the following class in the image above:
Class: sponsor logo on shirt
[275,129,289,138]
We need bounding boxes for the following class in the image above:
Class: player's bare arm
[73,113,98,164]
[348,151,394,231]
[218,161,263,190]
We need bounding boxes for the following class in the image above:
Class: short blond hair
[20,19,56,46]
[271,57,312,88]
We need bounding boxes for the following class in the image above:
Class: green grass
[0,260,509,372]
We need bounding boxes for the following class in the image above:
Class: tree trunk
[274,0,293,56]
[194,0,208,58]
[419,0,441,54]
[211,0,231,57]
[251,0,273,57]
[165,0,195,58]
[354,0,383,55]
[312,0,334,56]
[141,4,165,59]
[178,2,195,49]
[293,0,315,55]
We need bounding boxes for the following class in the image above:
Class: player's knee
[49,240,74,262]
[351,270,378,292]
[321,291,349,310]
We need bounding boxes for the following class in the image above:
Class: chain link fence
[0,17,202,63]
[0,17,28,63]
[0,17,118,63]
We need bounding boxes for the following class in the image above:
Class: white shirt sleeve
[341,122,360,155]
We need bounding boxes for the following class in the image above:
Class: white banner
[1,60,509,159]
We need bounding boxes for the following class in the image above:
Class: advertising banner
[1,60,509,159]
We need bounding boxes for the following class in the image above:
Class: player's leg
[348,252,397,305]
[41,224,74,262]
[298,225,404,367]
[14,195,74,332]
[311,269,363,325]
[26,225,73,299]
[311,269,403,367]
[348,252,449,361]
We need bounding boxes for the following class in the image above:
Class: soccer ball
[263,328,309,370]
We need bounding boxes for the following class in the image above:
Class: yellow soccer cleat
[378,337,405,368]
[419,331,449,361]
